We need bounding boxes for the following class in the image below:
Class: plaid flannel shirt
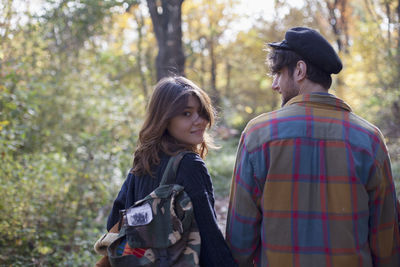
[226,93,400,267]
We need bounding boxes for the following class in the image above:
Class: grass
[205,138,239,197]
[392,160,400,199]
[387,141,400,199]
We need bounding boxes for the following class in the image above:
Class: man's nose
[272,78,279,91]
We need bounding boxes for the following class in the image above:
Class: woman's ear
[294,60,307,81]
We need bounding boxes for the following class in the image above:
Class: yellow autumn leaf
[38,246,52,255]
[245,106,253,114]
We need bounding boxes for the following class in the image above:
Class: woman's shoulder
[177,152,212,188]
[180,152,206,170]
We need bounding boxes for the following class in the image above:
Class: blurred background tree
[0,0,399,265]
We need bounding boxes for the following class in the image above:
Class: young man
[226,27,400,267]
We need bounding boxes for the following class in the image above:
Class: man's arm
[368,154,400,266]
[226,133,261,266]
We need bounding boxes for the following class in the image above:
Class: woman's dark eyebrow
[183,105,196,109]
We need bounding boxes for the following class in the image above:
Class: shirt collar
[284,92,352,112]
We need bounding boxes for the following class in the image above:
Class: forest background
[1,0,400,265]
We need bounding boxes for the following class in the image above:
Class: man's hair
[267,49,332,89]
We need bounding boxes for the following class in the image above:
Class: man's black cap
[268,27,343,74]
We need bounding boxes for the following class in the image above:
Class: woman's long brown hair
[132,76,216,177]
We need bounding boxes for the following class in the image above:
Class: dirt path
[214,195,229,237]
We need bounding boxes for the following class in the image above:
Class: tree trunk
[200,53,206,89]
[209,39,221,109]
[146,0,185,81]
[397,0,400,86]
[225,60,231,99]
[392,0,400,137]
[325,0,350,97]
[133,7,149,97]
[325,0,349,53]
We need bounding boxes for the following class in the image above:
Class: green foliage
[387,140,400,198]
[0,153,107,265]
[40,0,139,53]
[0,1,145,265]
[206,138,239,196]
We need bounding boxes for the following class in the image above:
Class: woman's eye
[183,111,191,117]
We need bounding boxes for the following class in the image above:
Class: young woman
[106,76,237,266]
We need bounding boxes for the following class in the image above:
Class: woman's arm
[177,153,238,267]
[106,172,133,231]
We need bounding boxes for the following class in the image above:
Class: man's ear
[294,60,307,82]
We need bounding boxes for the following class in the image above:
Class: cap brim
[268,40,291,50]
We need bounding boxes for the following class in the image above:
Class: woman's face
[167,95,208,146]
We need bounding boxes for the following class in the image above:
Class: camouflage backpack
[107,152,201,267]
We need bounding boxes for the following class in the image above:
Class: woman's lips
[191,129,205,135]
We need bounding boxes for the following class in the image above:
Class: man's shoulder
[242,107,298,152]
[349,113,382,136]
[241,104,387,154]
[348,112,387,149]
[243,111,273,136]
[244,106,298,132]
[244,112,272,131]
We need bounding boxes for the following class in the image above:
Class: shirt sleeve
[368,154,400,266]
[176,153,238,267]
[226,133,262,266]
[106,172,132,231]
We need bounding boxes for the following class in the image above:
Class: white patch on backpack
[126,203,153,226]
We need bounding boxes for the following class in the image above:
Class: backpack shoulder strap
[160,151,192,185]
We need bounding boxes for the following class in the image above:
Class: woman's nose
[193,113,206,125]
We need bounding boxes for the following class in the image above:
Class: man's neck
[298,79,328,95]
